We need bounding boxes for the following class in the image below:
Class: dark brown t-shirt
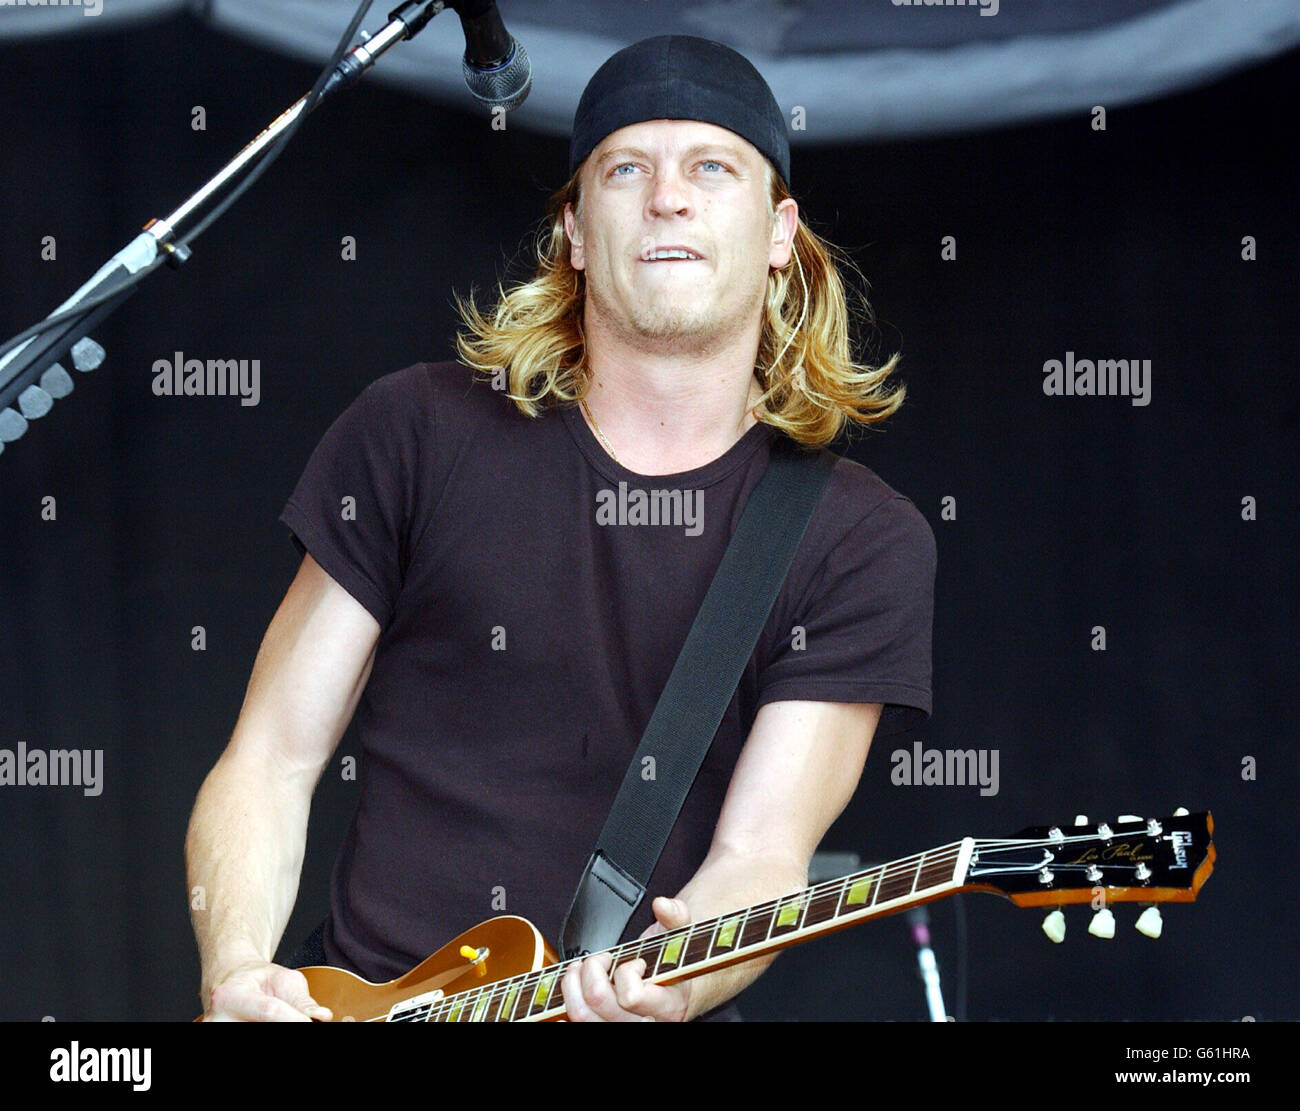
[280,361,936,981]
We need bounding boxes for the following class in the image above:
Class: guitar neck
[620,837,976,996]
[383,811,1213,1022]
[396,838,976,1022]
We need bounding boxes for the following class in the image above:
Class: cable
[177,0,377,249]
[0,258,165,364]
[0,0,377,367]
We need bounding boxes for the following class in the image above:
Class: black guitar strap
[560,434,837,960]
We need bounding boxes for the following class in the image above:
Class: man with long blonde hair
[187,34,935,1022]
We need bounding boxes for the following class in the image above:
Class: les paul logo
[1066,841,1155,866]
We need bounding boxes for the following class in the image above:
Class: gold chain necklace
[580,397,620,464]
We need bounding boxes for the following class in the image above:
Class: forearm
[671,850,807,1021]
[185,743,315,1001]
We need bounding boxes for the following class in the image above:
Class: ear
[768,197,798,269]
[564,202,585,271]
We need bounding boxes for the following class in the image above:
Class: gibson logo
[1066,841,1154,866]
[1169,830,1193,869]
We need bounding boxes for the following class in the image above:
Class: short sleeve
[757,494,937,737]
[279,369,432,630]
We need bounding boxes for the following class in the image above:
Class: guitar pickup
[387,989,443,1020]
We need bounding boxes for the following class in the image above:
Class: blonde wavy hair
[454,162,904,446]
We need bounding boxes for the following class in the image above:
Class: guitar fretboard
[386,839,971,1022]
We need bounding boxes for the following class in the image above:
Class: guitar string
[405,831,1163,1022]
[385,829,1185,1021]
[389,842,967,1022]
[409,840,979,1022]
[410,843,1174,1022]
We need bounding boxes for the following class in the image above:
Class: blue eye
[700,161,726,173]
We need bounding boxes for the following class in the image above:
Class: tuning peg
[1136,906,1163,939]
[1173,807,1189,816]
[40,364,74,399]
[18,384,53,420]
[1117,814,1142,823]
[1042,909,1066,943]
[1088,907,1116,939]
[0,407,28,442]
[1074,815,1088,826]
[71,336,105,372]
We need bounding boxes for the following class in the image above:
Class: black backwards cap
[569,35,790,186]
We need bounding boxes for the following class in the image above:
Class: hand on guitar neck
[559,896,693,1022]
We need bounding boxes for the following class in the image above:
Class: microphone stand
[906,906,949,1022]
[0,0,448,455]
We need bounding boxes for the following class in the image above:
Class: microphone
[447,0,532,112]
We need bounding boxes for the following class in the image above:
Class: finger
[560,959,602,1022]
[270,968,333,1021]
[653,896,691,929]
[582,954,642,1022]
[208,982,313,1023]
[613,960,679,1021]
[612,958,649,1013]
[638,896,692,940]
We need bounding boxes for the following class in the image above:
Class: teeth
[648,249,698,260]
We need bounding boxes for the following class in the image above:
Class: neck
[385,838,975,1023]
[580,313,766,475]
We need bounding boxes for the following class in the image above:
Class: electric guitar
[211,809,1216,1021]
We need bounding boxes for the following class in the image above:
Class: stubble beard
[588,263,765,356]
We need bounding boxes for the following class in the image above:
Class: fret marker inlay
[846,877,873,906]
[716,916,741,948]
[775,894,805,927]
[660,934,685,966]
[533,972,556,1009]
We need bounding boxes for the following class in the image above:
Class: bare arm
[185,553,380,1020]
[562,698,882,1021]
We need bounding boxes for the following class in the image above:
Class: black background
[0,14,1294,1022]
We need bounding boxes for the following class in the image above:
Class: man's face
[564,120,797,353]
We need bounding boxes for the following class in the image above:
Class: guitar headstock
[963,810,1215,914]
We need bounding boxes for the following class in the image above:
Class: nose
[646,165,691,220]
